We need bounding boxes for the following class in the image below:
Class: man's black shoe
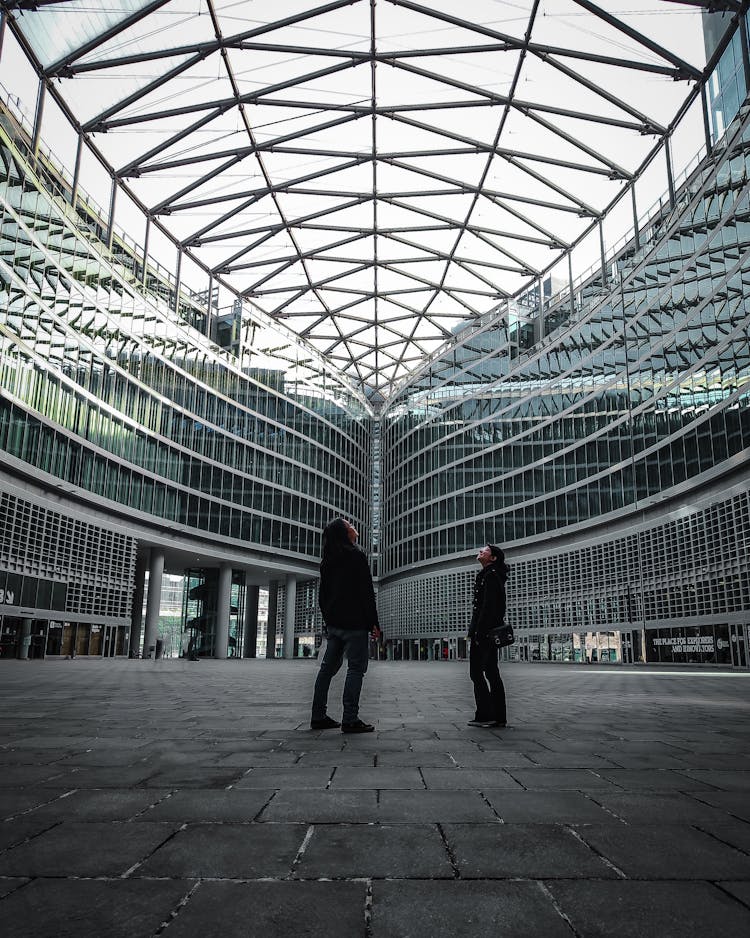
[310,716,341,730]
[341,719,374,733]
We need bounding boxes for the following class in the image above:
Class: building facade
[0,93,371,659]
[378,14,750,668]
[0,4,748,667]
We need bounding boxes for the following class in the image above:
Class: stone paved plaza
[1,658,749,937]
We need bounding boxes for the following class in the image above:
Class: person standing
[310,518,381,733]
[467,544,509,728]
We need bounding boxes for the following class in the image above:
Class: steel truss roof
[2,0,729,398]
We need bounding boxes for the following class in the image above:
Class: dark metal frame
[2,0,745,394]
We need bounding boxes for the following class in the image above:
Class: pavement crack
[693,823,750,857]
[252,789,278,821]
[714,880,750,911]
[152,880,202,935]
[364,878,374,937]
[478,791,504,821]
[291,824,316,873]
[565,825,627,878]
[582,793,628,823]
[122,824,187,879]
[436,822,461,878]
[326,767,337,790]
[536,881,583,936]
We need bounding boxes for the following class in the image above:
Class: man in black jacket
[310,518,381,733]
[467,544,508,728]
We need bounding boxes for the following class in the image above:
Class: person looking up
[310,518,381,733]
[467,544,509,728]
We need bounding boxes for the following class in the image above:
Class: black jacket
[469,561,507,638]
[318,545,379,632]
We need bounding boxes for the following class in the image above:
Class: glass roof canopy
[5,0,718,398]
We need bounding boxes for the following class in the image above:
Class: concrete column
[17,619,31,659]
[282,576,297,659]
[129,551,148,657]
[143,548,164,658]
[243,584,259,658]
[266,580,279,658]
[215,562,232,659]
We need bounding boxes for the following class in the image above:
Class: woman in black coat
[310,518,381,733]
[467,544,508,727]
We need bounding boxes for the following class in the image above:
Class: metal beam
[44,0,173,76]
[127,113,362,177]
[57,0,362,74]
[92,59,364,132]
[570,0,702,79]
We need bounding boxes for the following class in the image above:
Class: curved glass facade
[381,105,750,576]
[0,112,372,563]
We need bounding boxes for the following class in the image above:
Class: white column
[215,562,232,659]
[129,551,148,657]
[243,584,259,658]
[282,576,297,659]
[143,548,164,658]
[266,580,279,658]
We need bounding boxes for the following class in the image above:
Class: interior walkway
[1,658,749,937]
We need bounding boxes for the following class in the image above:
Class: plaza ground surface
[0,659,749,938]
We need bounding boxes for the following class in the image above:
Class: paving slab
[0,878,27,899]
[139,765,244,788]
[443,822,621,879]
[1,877,195,938]
[232,767,331,789]
[295,749,375,766]
[574,824,750,879]
[692,819,750,854]
[676,770,750,790]
[1,659,749,938]
[0,820,179,877]
[0,818,60,851]
[421,767,524,790]
[143,788,275,822]
[691,791,750,821]
[294,822,453,878]
[523,751,621,768]
[218,751,301,767]
[0,791,66,820]
[449,750,538,768]
[589,791,746,826]
[136,822,307,878]
[28,789,171,822]
[328,766,424,789]
[371,880,573,937]
[547,880,750,938]
[595,768,726,791]
[369,750,455,766]
[504,767,620,790]
[720,881,750,907]
[483,788,627,823]
[165,880,365,938]
[258,789,380,822]
[378,789,498,822]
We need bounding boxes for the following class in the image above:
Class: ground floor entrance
[0,616,130,658]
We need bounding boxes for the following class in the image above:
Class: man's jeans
[312,627,370,724]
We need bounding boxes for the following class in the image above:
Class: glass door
[729,623,748,668]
